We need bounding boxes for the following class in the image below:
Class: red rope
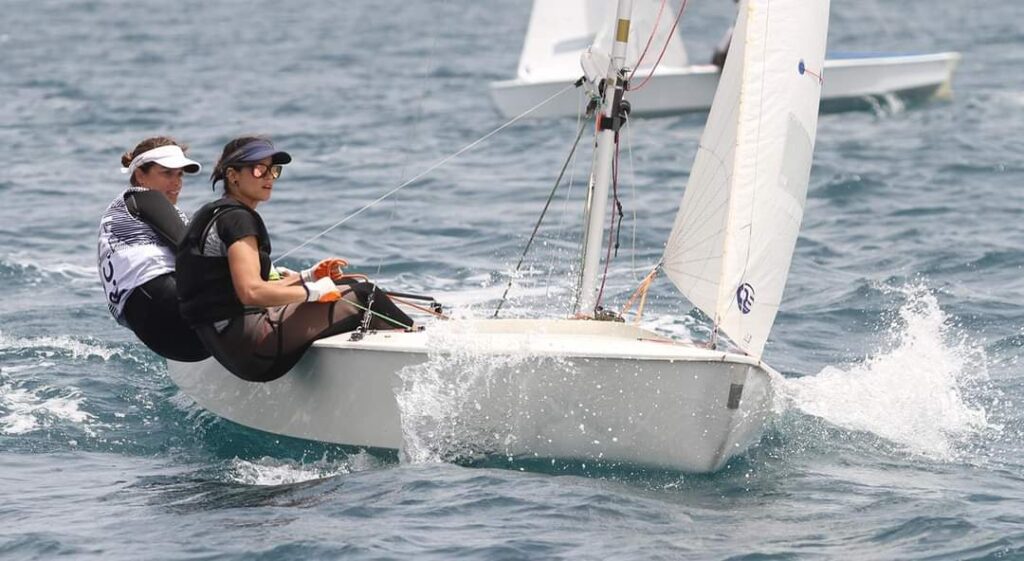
[627,0,668,82]
[628,0,689,92]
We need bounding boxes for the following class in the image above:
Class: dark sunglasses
[241,163,283,180]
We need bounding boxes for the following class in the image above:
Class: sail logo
[798,59,823,85]
[736,283,755,314]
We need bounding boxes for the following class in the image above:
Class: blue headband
[224,139,292,166]
[213,139,292,186]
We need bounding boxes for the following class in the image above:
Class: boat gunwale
[311,319,768,368]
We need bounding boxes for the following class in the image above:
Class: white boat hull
[490,52,961,118]
[167,319,775,473]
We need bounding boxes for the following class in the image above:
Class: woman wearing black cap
[97,136,210,362]
[176,136,412,382]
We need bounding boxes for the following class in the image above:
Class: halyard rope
[630,0,668,74]
[627,0,690,92]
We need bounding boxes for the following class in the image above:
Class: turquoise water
[2,0,1023,559]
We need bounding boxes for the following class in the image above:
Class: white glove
[300,258,348,282]
[304,277,342,303]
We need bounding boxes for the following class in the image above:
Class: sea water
[2,0,1023,559]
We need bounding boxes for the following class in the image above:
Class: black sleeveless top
[177,198,272,325]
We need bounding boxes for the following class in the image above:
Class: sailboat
[490,0,958,119]
[168,0,830,473]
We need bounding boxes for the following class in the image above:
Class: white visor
[120,145,202,177]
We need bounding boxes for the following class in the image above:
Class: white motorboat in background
[169,0,832,473]
[490,0,959,119]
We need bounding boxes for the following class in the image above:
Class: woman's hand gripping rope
[300,258,351,302]
[300,258,349,283]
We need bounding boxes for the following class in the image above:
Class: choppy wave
[0,330,130,362]
[0,330,153,440]
[863,92,907,117]
[779,283,998,461]
[226,456,356,486]
[0,369,96,436]
[0,253,96,288]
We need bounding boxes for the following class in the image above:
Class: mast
[575,0,633,316]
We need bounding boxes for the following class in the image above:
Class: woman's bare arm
[227,236,307,306]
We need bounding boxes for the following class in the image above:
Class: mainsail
[662,0,830,357]
[516,0,688,83]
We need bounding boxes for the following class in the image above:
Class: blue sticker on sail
[736,283,755,314]
[798,59,823,84]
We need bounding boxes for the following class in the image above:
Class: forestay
[516,0,688,83]
[662,0,830,357]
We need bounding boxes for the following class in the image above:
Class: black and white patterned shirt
[97,187,187,323]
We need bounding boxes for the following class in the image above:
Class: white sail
[517,0,688,83]
[662,0,830,357]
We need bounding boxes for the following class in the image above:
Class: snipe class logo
[736,283,755,314]
[798,59,823,84]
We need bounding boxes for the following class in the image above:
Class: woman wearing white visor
[97,136,211,361]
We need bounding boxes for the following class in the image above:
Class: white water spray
[778,284,995,460]
[226,456,366,486]
[0,369,95,435]
[0,332,111,436]
[395,318,576,464]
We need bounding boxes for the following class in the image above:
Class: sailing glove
[304,277,342,303]
[300,258,349,282]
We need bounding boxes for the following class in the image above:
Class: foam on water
[0,331,128,437]
[224,451,386,486]
[226,457,354,486]
[863,92,907,117]
[779,284,997,460]
[0,330,126,362]
[0,373,95,435]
